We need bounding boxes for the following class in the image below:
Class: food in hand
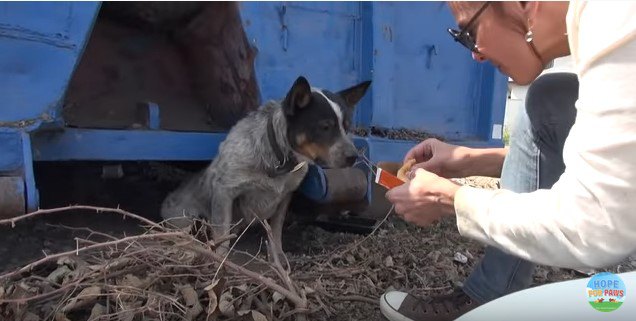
[397,158,416,182]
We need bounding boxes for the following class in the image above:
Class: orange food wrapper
[374,167,405,189]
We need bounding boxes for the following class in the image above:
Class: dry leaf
[272,291,284,303]
[237,310,251,316]
[61,269,81,286]
[207,288,218,315]
[18,281,37,294]
[453,252,468,264]
[88,257,131,271]
[46,265,72,284]
[22,312,40,321]
[204,279,220,292]
[54,313,71,321]
[252,310,268,321]
[88,303,105,321]
[427,250,441,263]
[180,285,203,321]
[219,291,235,317]
[384,256,394,268]
[120,274,143,288]
[119,311,135,321]
[61,286,101,312]
[56,256,76,268]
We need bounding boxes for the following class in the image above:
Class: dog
[160,76,371,260]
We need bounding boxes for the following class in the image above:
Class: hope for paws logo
[586,272,626,312]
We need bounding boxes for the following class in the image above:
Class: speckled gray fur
[160,100,310,259]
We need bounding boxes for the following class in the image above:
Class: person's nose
[472,51,486,62]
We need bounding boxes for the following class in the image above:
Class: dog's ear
[337,80,371,109]
[283,76,312,116]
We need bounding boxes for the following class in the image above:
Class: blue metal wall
[367,2,507,142]
[240,2,362,102]
[239,1,508,148]
[0,1,100,125]
[0,2,100,212]
[0,1,508,213]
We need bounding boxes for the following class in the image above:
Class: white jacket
[454,0,636,269]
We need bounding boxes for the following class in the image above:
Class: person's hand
[403,138,469,178]
[385,168,461,227]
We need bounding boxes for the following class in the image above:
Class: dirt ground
[2,172,635,321]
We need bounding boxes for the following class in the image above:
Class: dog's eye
[318,121,333,132]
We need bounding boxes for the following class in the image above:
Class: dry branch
[0,205,160,228]
[0,232,182,281]
[0,202,470,321]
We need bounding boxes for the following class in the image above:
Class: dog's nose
[345,155,358,166]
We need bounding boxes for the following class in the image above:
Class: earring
[525,30,534,43]
[525,18,534,43]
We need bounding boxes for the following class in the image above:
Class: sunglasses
[447,1,491,53]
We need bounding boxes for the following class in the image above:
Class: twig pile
[0,207,314,321]
[0,200,492,321]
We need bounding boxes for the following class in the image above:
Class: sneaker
[379,288,479,321]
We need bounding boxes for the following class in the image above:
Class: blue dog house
[0,1,507,217]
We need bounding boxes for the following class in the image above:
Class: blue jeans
[462,73,580,303]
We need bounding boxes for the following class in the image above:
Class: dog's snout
[327,139,359,168]
[345,154,358,166]
[345,155,358,166]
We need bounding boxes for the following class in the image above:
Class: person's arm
[458,147,508,178]
[404,138,508,179]
[454,3,636,269]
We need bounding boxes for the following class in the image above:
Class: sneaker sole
[379,293,416,321]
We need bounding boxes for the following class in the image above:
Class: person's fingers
[404,140,435,164]
[394,203,407,216]
[410,160,441,176]
[385,183,406,202]
[403,147,419,164]
[413,167,432,177]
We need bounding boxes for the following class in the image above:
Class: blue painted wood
[21,132,37,211]
[355,2,374,128]
[0,1,512,213]
[0,2,100,125]
[147,103,160,130]
[31,128,228,161]
[0,132,22,172]
[368,2,507,143]
[240,1,506,146]
[239,1,361,102]
[364,136,507,164]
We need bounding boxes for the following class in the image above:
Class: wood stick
[182,243,307,310]
[0,205,161,229]
[0,232,183,281]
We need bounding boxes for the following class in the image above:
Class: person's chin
[509,67,543,85]
[512,77,533,86]
[509,72,537,86]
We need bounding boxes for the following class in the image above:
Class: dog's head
[282,76,371,168]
